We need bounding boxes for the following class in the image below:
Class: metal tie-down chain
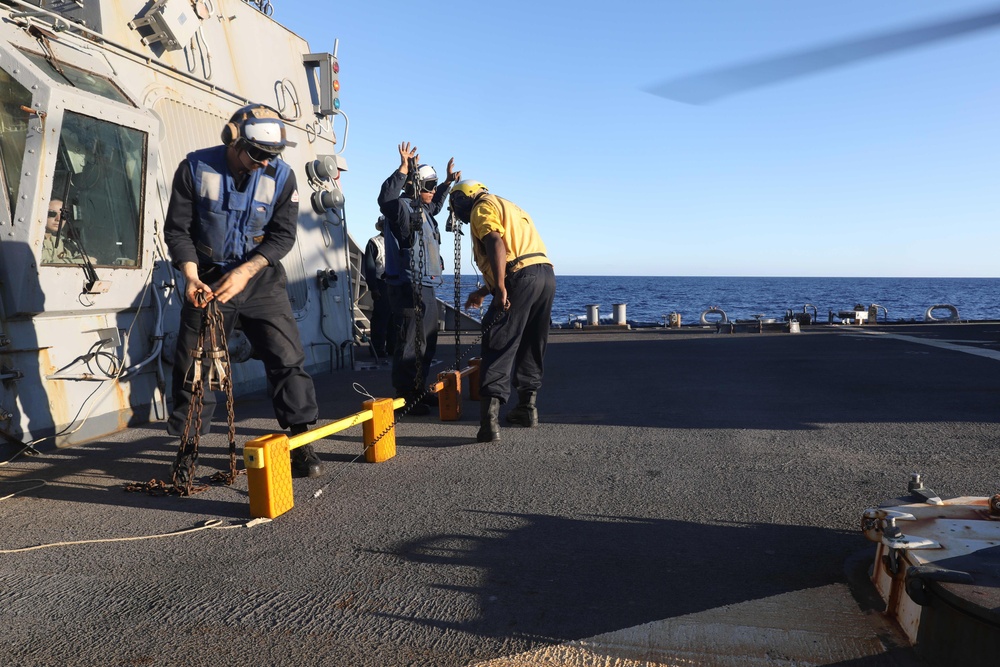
[410,205,427,398]
[315,311,500,496]
[398,196,509,418]
[171,297,238,495]
[125,296,241,497]
[367,301,506,449]
[369,305,504,452]
[453,211,463,369]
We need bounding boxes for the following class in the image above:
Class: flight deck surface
[4,322,998,665]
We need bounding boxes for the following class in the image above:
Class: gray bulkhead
[0,0,357,448]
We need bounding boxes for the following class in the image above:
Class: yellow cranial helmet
[449,180,488,199]
[449,180,488,222]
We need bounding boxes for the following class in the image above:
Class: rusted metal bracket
[908,472,943,505]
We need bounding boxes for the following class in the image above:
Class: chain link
[220,307,238,486]
[453,215,463,368]
[410,203,426,396]
[355,304,506,463]
[168,297,238,495]
[129,296,240,497]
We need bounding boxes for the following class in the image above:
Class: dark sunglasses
[244,144,278,165]
[47,210,60,218]
[421,181,438,193]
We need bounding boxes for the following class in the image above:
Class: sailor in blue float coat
[163,104,322,480]
[376,141,460,413]
[180,144,291,268]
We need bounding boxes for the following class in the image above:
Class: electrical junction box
[128,0,204,52]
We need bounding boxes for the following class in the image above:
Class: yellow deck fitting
[363,397,398,463]
[244,434,293,519]
[428,361,482,422]
[436,370,463,421]
[244,397,405,519]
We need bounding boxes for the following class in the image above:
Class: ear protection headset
[221,104,285,148]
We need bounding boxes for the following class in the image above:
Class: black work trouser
[480,263,556,403]
[387,283,438,397]
[167,264,318,436]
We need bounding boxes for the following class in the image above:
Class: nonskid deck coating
[3,322,997,665]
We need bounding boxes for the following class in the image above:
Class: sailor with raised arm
[377,142,460,414]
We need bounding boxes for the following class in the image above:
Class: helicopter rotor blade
[647,7,1000,104]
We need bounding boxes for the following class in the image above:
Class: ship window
[44,111,145,267]
[19,50,132,105]
[0,66,31,215]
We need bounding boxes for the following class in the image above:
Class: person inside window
[41,198,89,265]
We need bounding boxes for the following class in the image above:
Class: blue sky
[279,1,1000,278]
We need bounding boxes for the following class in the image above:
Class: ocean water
[437,275,1000,326]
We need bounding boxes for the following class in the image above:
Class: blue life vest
[187,145,291,267]
[384,199,442,287]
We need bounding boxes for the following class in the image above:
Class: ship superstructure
[0,0,358,448]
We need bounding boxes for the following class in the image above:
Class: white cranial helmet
[417,164,438,183]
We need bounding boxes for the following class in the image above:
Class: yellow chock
[468,358,481,401]
[244,397,404,518]
[437,370,462,421]
[244,433,294,519]
[363,397,397,463]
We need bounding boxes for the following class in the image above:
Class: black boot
[170,440,198,487]
[289,425,322,478]
[291,445,322,477]
[506,390,538,427]
[477,397,501,443]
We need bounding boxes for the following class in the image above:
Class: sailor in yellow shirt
[451,180,556,443]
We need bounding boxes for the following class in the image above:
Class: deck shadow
[381,510,882,646]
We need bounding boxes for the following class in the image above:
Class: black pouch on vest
[198,264,225,284]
